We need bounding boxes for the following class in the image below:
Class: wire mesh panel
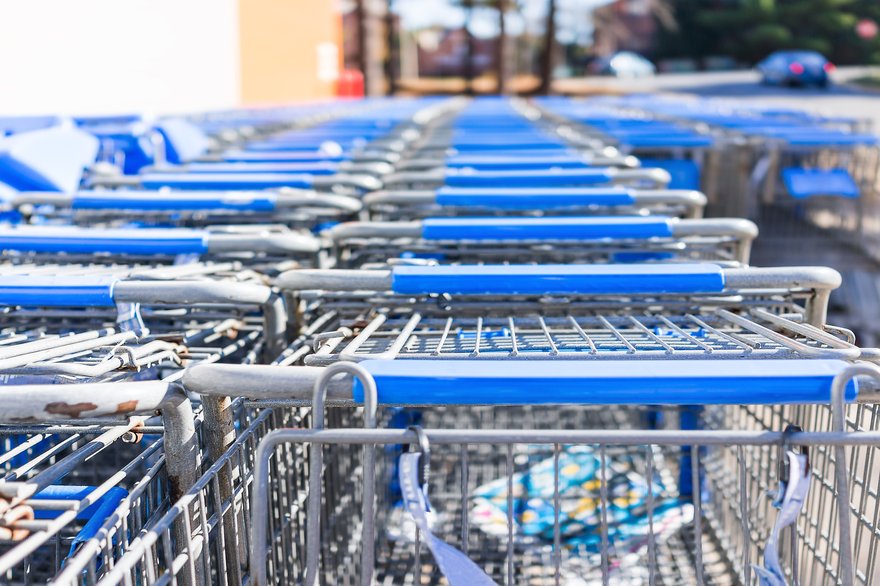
[300,307,857,364]
[241,417,877,586]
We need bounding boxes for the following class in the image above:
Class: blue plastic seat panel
[639,159,701,190]
[352,359,857,405]
[782,168,860,199]
[155,119,211,163]
[0,116,62,136]
[0,127,99,192]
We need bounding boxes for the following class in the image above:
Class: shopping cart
[84,262,868,585]
[0,263,285,583]
[172,256,872,585]
[3,93,875,586]
[379,99,667,188]
[748,131,880,265]
[325,216,758,267]
[190,98,459,166]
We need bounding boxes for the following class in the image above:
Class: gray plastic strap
[399,452,498,585]
[753,451,810,586]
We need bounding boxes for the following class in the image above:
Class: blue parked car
[756,50,834,88]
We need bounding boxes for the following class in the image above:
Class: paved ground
[558,67,880,130]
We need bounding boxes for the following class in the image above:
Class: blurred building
[417,28,495,77]
[239,0,343,103]
[0,0,345,115]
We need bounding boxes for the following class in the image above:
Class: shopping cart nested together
[1,95,879,586]
[108,260,874,586]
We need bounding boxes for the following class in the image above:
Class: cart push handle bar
[443,167,671,188]
[0,276,274,308]
[87,171,382,193]
[351,359,860,405]
[0,226,321,255]
[181,359,870,406]
[363,187,707,216]
[0,380,182,422]
[0,226,209,255]
[443,153,639,171]
[327,217,757,244]
[276,264,839,296]
[11,189,363,214]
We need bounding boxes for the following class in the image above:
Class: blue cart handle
[364,187,707,216]
[0,275,274,308]
[0,226,320,255]
[327,218,756,254]
[138,172,315,190]
[390,264,725,294]
[0,276,119,307]
[0,226,209,255]
[219,150,346,163]
[443,167,669,188]
[445,154,585,170]
[277,263,725,295]
[172,162,339,175]
[276,265,840,300]
[418,216,674,240]
[88,172,381,194]
[352,359,858,405]
[70,190,278,212]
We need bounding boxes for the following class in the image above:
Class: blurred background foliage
[657,0,880,65]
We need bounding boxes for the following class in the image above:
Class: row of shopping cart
[0,95,879,586]
[543,95,880,258]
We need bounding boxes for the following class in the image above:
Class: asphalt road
[561,67,880,130]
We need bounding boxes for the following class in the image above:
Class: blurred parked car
[756,50,835,88]
[590,52,656,78]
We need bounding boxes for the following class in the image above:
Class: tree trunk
[355,0,369,92]
[463,0,475,95]
[385,0,398,94]
[496,0,507,94]
[538,0,556,95]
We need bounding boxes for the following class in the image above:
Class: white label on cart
[400,452,499,586]
[753,451,810,586]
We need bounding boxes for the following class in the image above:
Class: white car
[591,52,657,78]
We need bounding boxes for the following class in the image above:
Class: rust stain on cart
[45,402,98,418]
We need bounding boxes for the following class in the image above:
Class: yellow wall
[238,0,341,103]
